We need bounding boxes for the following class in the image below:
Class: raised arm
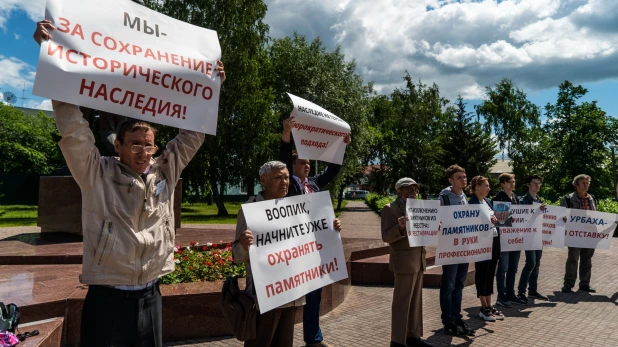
[279,116,295,175]
[53,101,102,190]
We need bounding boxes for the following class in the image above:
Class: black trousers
[475,236,500,297]
[80,284,162,347]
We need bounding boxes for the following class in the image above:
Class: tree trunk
[336,184,345,210]
[246,176,255,201]
[210,176,228,216]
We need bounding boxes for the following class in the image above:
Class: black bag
[220,276,257,341]
[0,303,20,333]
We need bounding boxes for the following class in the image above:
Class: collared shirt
[579,194,592,210]
[293,176,313,194]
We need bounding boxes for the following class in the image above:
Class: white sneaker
[490,306,505,320]
[479,308,496,322]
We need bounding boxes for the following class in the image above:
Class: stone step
[17,317,64,347]
[351,253,475,288]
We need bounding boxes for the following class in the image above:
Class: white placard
[287,93,351,165]
[406,199,440,247]
[564,209,617,250]
[541,205,567,248]
[435,204,494,266]
[242,191,348,313]
[33,0,221,134]
[499,203,543,251]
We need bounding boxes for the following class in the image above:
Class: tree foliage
[0,105,64,174]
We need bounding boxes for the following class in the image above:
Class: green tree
[0,105,64,174]
[543,81,618,197]
[149,0,274,214]
[439,95,498,180]
[267,34,372,208]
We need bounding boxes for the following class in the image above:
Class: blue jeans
[496,250,520,300]
[440,263,469,324]
[518,250,542,294]
[303,287,323,344]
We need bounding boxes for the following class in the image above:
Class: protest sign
[564,209,617,250]
[499,203,543,252]
[406,199,440,247]
[287,93,351,165]
[541,205,567,248]
[435,204,493,266]
[242,191,348,313]
[33,0,222,134]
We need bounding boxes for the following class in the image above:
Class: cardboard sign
[33,0,222,134]
[499,203,543,251]
[406,199,440,247]
[242,191,348,313]
[287,93,351,165]
[542,205,567,248]
[435,204,493,266]
[564,209,617,250]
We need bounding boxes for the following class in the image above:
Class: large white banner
[287,93,351,165]
[33,0,222,134]
[564,209,617,250]
[435,204,494,266]
[406,199,440,247]
[542,206,567,248]
[499,203,543,251]
[242,191,348,313]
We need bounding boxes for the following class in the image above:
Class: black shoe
[406,337,433,347]
[516,293,529,303]
[507,294,527,305]
[443,321,464,336]
[561,285,573,293]
[528,291,549,300]
[455,318,476,336]
[390,342,407,347]
[579,285,596,293]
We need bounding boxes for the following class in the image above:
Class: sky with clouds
[1,0,618,115]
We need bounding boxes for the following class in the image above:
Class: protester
[381,178,431,347]
[34,12,224,346]
[518,175,549,301]
[468,176,503,322]
[561,174,597,293]
[232,161,342,347]
[492,173,526,307]
[438,165,475,336]
[279,115,350,347]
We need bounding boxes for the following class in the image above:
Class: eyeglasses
[405,186,420,193]
[124,143,158,155]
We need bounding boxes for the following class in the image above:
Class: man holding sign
[232,161,344,347]
[33,7,225,346]
[280,115,350,347]
[381,178,431,347]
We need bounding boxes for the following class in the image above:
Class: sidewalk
[166,201,618,347]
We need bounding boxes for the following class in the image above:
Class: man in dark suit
[381,178,431,347]
[279,115,350,347]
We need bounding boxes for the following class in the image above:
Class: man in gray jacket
[561,174,597,293]
[34,12,225,346]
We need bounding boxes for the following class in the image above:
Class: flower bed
[160,241,246,284]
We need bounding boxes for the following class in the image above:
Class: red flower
[182,256,188,261]
[212,250,218,255]
[206,261,213,267]
[190,241,197,246]
[212,243,218,248]
[202,246,208,251]
[227,257,233,262]
[226,242,232,248]
[218,259,225,266]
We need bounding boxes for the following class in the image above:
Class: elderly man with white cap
[381,178,432,347]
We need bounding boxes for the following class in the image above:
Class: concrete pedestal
[38,176,182,236]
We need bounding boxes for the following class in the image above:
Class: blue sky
[2,0,618,117]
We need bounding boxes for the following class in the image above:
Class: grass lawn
[0,200,349,227]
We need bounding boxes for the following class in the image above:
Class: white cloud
[13,32,18,39]
[0,0,44,28]
[264,0,618,100]
[23,99,52,111]
[0,56,35,90]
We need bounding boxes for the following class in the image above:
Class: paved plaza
[3,201,618,346]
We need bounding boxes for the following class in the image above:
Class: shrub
[160,241,246,284]
[365,192,396,215]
